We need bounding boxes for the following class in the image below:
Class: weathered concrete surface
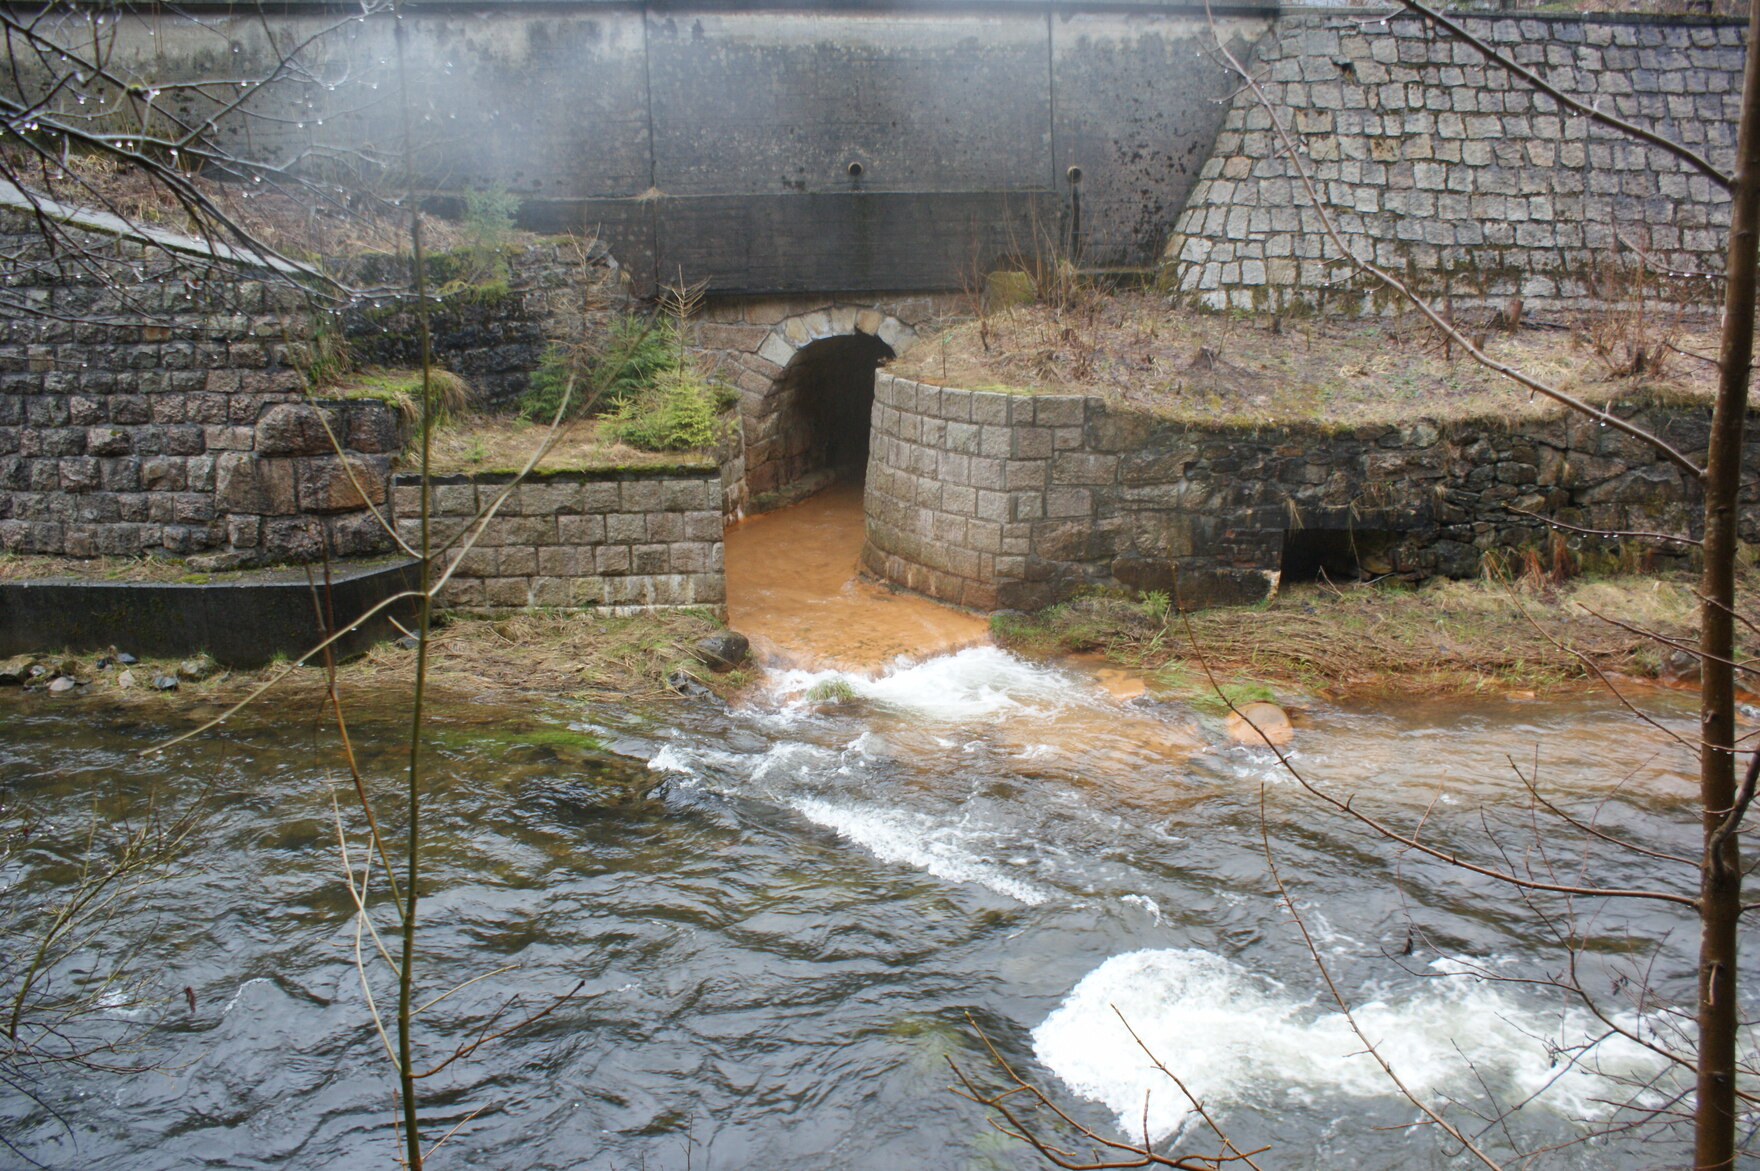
[0,557,419,666]
[30,4,1270,294]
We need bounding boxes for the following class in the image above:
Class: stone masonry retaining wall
[340,240,622,409]
[0,208,401,566]
[1163,11,1745,312]
[392,468,725,612]
[863,372,1756,611]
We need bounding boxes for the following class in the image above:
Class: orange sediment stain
[724,481,990,670]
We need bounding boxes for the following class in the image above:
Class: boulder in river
[46,676,77,695]
[0,656,34,686]
[1226,701,1293,747]
[152,674,180,692]
[693,631,750,673]
[178,654,220,682]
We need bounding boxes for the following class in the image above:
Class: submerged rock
[694,631,750,672]
[666,669,712,699]
[1226,701,1293,747]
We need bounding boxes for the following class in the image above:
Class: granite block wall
[392,468,725,612]
[1163,11,1745,312]
[0,208,400,567]
[863,372,1754,611]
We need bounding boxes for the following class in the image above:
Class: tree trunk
[1696,2,1760,1166]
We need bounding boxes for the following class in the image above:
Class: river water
[0,490,1746,1169]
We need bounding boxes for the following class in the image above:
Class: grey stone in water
[116,652,138,665]
[0,656,34,686]
[723,729,770,755]
[1660,646,1702,685]
[693,631,750,672]
[666,669,713,699]
[152,674,180,691]
[178,653,220,682]
[46,676,77,694]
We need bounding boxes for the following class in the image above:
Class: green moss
[508,727,605,753]
[1179,679,1279,714]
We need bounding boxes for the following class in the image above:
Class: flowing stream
[0,488,1744,1169]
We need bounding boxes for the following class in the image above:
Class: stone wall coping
[375,0,1741,27]
[0,553,413,590]
[393,466,719,486]
[0,182,322,282]
[0,557,419,665]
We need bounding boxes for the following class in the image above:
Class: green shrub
[602,369,733,452]
[457,184,519,284]
[519,316,680,422]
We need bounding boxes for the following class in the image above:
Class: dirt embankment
[0,609,747,728]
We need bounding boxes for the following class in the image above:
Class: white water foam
[1034,948,1666,1140]
[790,797,1051,905]
[771,646,1091,723]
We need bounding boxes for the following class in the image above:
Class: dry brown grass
[894,292,1726,428]
[3,146,481,261]
[993,572,1735,699]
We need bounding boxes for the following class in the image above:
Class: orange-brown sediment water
[724,480,989,668]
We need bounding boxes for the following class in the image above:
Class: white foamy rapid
[790,797,1051,905]
[770,645,1092,723]
[1034,948,1667,1140]
[647,724,1055,905]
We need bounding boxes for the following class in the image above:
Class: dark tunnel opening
[1280,527,1399,584]
[772,332,895,490]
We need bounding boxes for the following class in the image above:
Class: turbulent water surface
[0,492,1744,1169]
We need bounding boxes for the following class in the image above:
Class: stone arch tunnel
[767,333,896,493]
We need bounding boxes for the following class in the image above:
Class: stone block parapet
[1162,11,1746,312]
[864,372,1756,611]
[392,467,725,612]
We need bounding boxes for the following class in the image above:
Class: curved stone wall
[862,372,1755,611]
